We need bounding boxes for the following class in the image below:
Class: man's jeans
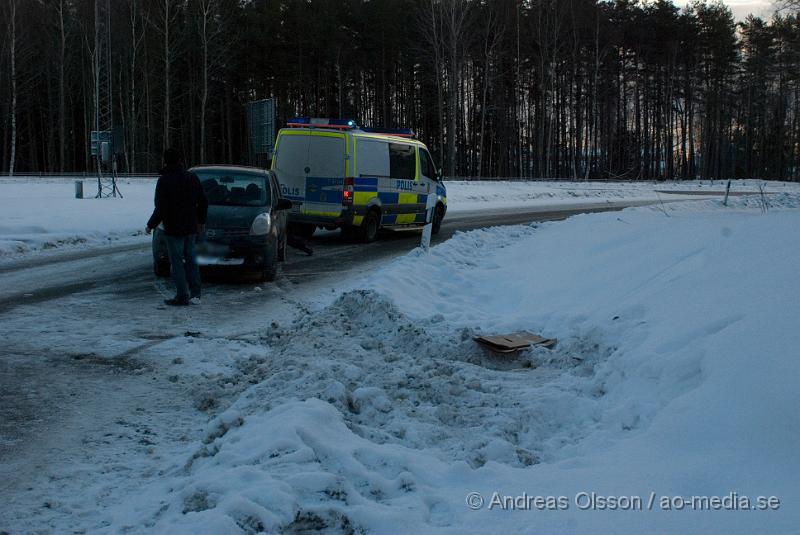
[164,234,201,301]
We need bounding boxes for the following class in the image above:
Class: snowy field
[442,178,798,211]
[3,193,798,533]
[1,176,796,260]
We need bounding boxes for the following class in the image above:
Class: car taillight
[342,177,354,206]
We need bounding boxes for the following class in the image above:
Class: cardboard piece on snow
[473,331,557,354]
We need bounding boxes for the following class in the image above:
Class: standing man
[146,148,208,306]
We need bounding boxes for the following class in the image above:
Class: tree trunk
[162,0,172,150]
[9,0,17,176]
[57,0,66,172]
[200,1,209,163]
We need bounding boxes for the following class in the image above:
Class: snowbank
[103,195,800,534]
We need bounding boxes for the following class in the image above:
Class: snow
[0,177,155,258]
[15,194,788,533]
[443,178,799,212]
[2,176,796,260]
[2,179,799,533]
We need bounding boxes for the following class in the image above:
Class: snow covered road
[0,199,670,314]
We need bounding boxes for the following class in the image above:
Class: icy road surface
[0,200,672,314]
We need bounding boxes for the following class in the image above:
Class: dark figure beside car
[146,149,208,306]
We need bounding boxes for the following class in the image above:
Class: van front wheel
[360,210,380,243]
[432,205,444,235]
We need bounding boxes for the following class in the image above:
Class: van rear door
[272,130,346,218]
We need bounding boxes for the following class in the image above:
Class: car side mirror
[276,198,294,211]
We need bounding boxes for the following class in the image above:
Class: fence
[0,172,158,179]
[0,172,759,186]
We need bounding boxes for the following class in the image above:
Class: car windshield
[195,170,270,207]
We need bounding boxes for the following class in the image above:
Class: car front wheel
[261,245,279,282]
[277,232,288,262]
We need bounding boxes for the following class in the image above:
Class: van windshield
[195,171,270,207]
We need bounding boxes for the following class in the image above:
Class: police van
[271,117,447,242]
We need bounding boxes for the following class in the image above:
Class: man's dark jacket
[147,164,209,236]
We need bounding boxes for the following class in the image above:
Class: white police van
[271,117,447,242]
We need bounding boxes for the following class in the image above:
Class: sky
[673,0,776,20]
[724,0,774,19]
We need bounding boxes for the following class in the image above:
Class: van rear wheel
[360,210,380,243]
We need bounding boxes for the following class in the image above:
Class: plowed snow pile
[105,196,799,534]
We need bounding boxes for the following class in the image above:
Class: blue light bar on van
[361,126,416,138]
[287,117,357,130]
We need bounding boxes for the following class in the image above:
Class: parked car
[152,165,293,281]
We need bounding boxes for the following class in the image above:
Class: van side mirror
[276,198,294,211]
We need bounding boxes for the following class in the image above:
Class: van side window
[389,143,416,181]
[358,139,390,177]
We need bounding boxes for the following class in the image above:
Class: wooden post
[723,179,731,206]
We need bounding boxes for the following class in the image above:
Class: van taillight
[343,177,354,206]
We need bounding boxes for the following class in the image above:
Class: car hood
[206,204,269,230]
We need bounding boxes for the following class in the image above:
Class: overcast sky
[673,0,776,20]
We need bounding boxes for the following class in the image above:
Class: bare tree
[197,0,213,163]
[40,0,69,172]
[196,0,232,163]
[0,0,797,180]
[478,3,502,177]
[148,0,180,151]
[126,0,145,172]
[442,0,470,176]
[777,0,800,13]
[421,0,446,167]
[7,0,17,176]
